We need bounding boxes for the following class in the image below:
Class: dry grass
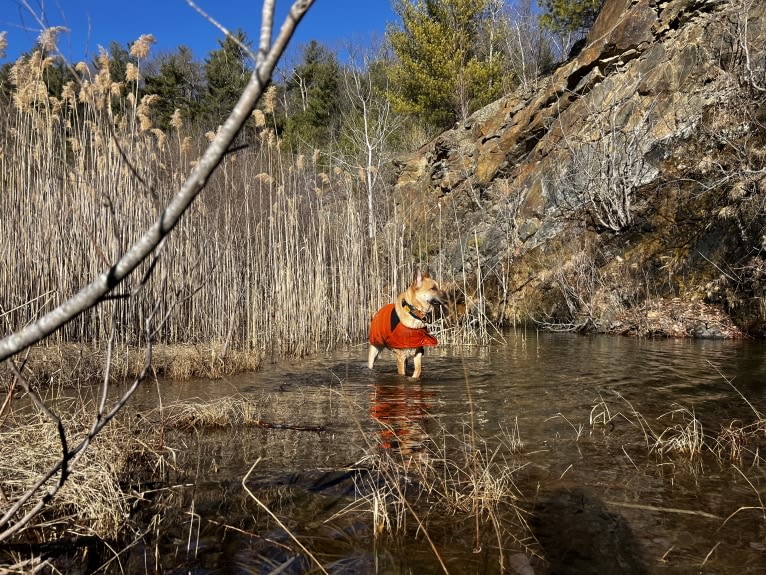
[651,405,705,460]
[155,396,269,430]
[589,391,766,466]
[0,42,379,357]
[345,423,536,566]
[0,342,264,388]
[0,397,158,543]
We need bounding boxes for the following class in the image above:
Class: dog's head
[411,268,448,311]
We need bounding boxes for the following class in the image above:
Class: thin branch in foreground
[0,0,316,364]
[0,0,316,543]
[243,459,329,575]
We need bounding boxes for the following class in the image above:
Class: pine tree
[201,31,251,129]
[106,41,132,89]
[280,40,341,151]
[386,0,503,131]
[143,46,203,130]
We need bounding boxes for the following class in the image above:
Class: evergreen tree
[143,46,203,130]
[201,31,251,129]
[386,0,503,131]
[103,41,135,89]
[281,40,341,152]
[38,59,78,99]
[0,62,11,105]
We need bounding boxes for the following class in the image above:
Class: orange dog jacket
[369,303,438,349]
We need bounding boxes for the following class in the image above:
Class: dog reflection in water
[370,383,435,455]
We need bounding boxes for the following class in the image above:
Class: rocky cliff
[393,0,766,338]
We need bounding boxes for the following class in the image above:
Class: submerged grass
[339,392,538,570]
[149,395,319,431]
[588,389,766,466]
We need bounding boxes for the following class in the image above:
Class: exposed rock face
[392,0,766,337]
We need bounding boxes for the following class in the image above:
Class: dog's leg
[395,351,407,376]
[368,344,383,369]
[411,351,423,379]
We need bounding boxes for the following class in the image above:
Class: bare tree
[552,83,658,233]
[734,0,766,92]
[0,0,315,542]
[339,43,401,238]
[501,0,555,92]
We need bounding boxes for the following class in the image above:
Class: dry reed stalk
[346,420,535,563]
[0,343,263,387]
[155,396,269,430]
[650,406,706,460]
[594,392,766,466]
[1,44,493,372]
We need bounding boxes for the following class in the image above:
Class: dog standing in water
[368,269,448,378]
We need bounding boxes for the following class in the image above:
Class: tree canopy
[279,40,342,151]
[386,0,503,130]
[143,46,203,130]
[201,30,252,129]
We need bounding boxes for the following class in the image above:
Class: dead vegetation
[0,342,264,389]
[589,385,766,467]
[0,398,159,544]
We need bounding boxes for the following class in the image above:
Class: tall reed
[0,44,492,367]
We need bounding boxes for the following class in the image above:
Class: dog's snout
[432,290,448,306]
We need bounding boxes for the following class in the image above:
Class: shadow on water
[530,487,648,575]
[105,330,766,573]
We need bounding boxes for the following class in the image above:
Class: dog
[368,269,447,378]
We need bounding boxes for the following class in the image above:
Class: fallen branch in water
[605,500,721,520]
[251,420,325,432]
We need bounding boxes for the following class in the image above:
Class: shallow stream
[119,331,766,574]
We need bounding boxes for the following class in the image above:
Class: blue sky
[0,1,399,64]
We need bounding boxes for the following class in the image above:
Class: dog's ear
[413,268,423,287]
[422,267,431,279]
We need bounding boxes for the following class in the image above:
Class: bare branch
[0,0,315,363]
[185,0,258,63]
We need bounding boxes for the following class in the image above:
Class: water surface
[122,331,766,574]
